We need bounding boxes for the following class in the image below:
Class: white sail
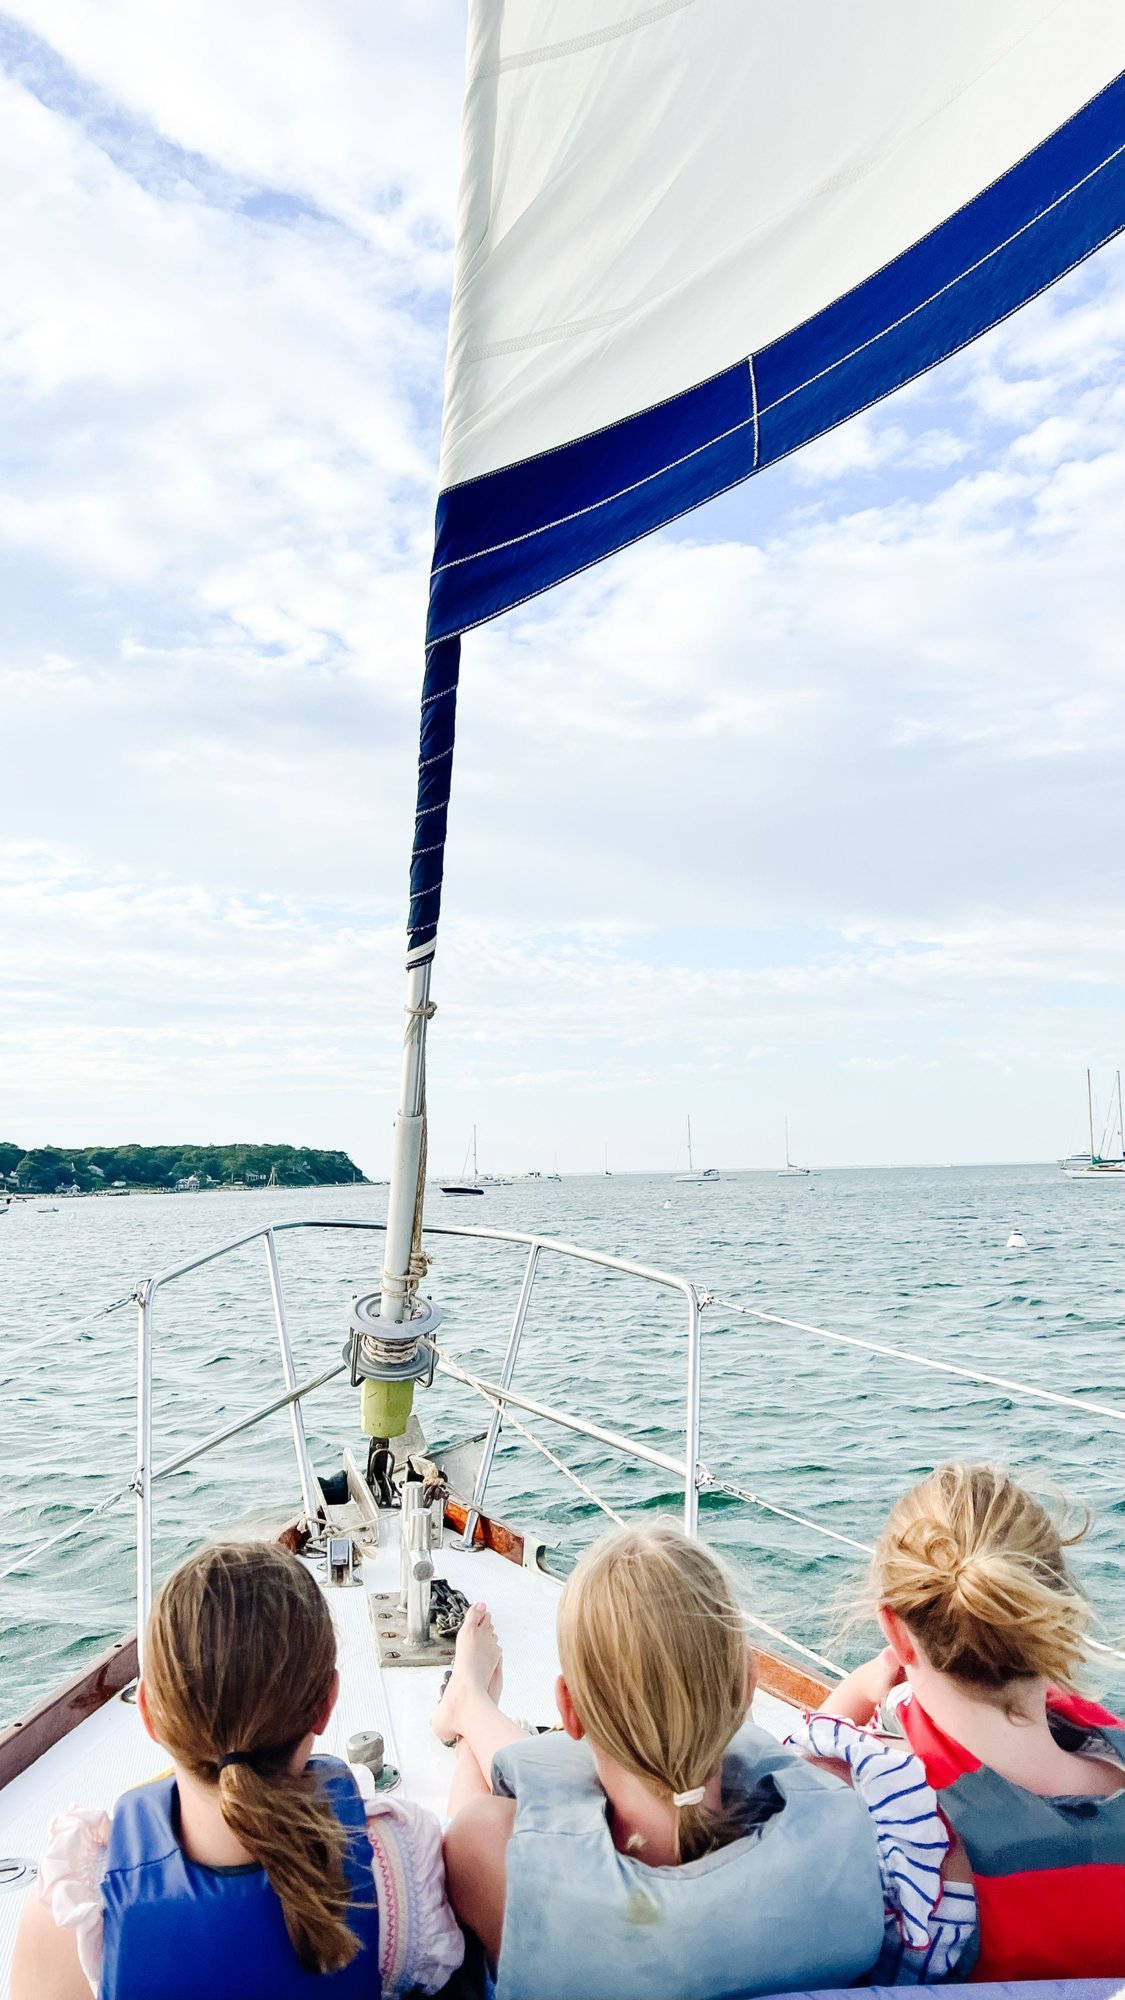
[441,2,1125,488]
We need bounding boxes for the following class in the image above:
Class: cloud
[0,4,465,248]
[0,18,1124,1168]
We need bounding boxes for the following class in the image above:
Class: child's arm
[11,1891,91,2000]
[819,1645,903,1727]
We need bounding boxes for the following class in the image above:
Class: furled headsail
[410,0,1125,961]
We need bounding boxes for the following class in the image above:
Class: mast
[473,1124,478,1182]
[1118,1070,1124,1160]
[1088,1067,1096,1162]
[784,1119,790,1169]
[379,954,431,1322]
[687,1116,693,1174]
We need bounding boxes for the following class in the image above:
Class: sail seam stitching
[473,0,697,78]
[467,306,634,364]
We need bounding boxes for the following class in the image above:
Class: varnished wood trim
[0,1634,138,1792]
[753,1649,829,1713]
[443,1499,525,1564]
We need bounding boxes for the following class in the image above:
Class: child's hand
[822,1646,904,1726]
[852,1646,904,1710]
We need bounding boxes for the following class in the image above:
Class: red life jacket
[899,1689,1125,1981]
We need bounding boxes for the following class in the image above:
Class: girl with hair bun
[12,1541,463,2000]
[438,1520,884,2000]
[791,1462,1125,1982]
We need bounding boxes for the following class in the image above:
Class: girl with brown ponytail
[793,1462,1125,1982]
[13,1542,462,2000]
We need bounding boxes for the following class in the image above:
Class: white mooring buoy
[1006,1230,1028,1250]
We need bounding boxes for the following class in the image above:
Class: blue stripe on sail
[410,65,1125,951]
[428,365,756,650]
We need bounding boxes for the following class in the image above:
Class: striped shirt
[785,1712,977,1983]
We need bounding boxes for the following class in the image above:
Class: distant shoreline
[3,1182,370,1199]
[0,1141,367,1198]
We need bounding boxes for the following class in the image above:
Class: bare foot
[432,1603,502,1745]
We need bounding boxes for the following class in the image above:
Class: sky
[1,6,1124,1178]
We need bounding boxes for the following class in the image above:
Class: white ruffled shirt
[785,1712,977,1983]
[36,1764,463,1999]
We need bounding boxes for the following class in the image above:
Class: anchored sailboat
[1061,1069,1125,1178]
[441,1124,485,1196]
[778,1120,811,1178]
[673,1116,720,1184]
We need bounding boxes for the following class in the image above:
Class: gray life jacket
[490,1723,884,2000]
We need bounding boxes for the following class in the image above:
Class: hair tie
[217,1738,292,1773]
[672,1785,706,1809]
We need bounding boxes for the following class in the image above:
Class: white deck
[0,1508,797,1996]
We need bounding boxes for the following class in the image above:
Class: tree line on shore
[0,1143,366,1194]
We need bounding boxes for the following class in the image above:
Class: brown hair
[143,1542,358,1975]
[556,1521,752,1863]
[872,1463,1090,1695]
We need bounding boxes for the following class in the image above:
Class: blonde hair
[143,1542,359,1976]
[556,1521,751,1863]
[872,1463,1090,1695]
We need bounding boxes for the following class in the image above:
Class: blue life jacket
[100,1754,381,2000]
[490,1724,884,2000]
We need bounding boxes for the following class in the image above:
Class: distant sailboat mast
[1061,1067,1125,1177]
[778,1119,811,1177]
[673,1115,720,1183]
[441,1124,485,1195]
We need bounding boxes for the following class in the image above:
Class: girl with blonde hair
[791,1462,1125,1982]
[435,1520,884,2000]
[13,1541,463,2000]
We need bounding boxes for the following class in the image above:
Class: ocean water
[2,1164,1124,1723]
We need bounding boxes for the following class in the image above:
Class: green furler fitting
[360,1376,416,1439]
